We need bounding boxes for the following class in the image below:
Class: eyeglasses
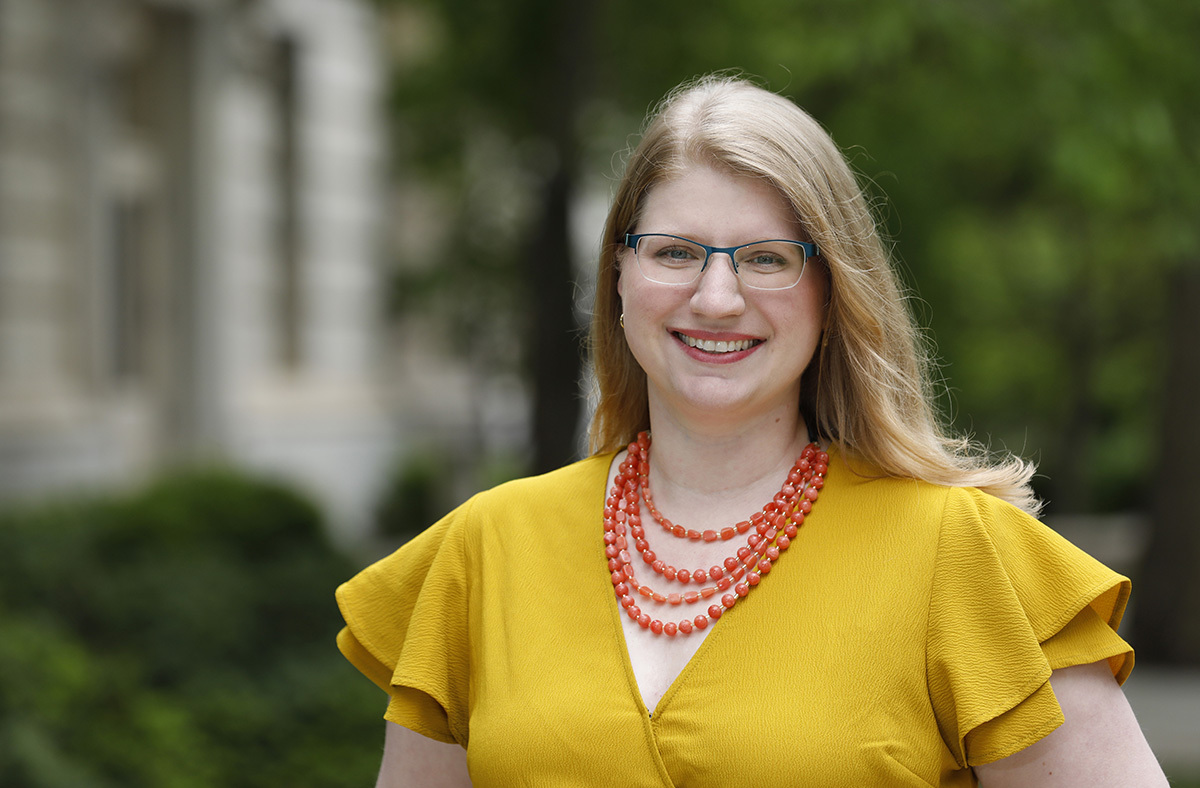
[624,233,818,291]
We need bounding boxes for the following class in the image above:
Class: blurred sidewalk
[1123,665,1200,775]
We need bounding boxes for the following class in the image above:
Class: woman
[336,76,1167,786]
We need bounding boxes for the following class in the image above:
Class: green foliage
[376,0,1199,513]
[375,449,455,539]
[0,470,383,788]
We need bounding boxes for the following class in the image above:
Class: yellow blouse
[336,449,1132,787]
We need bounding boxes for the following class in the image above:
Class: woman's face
[617,163,827,431]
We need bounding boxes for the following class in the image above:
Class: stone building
[0,0,394,541]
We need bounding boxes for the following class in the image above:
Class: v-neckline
[597,451,734,722]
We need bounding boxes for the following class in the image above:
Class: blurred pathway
[1123,665,1200,776]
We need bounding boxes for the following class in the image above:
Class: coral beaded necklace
[604,431,829,636]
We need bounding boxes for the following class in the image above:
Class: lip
[671,328,764,364]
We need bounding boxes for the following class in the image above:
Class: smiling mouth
[675,332,762,354]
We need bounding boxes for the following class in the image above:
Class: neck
[641,401,812,526]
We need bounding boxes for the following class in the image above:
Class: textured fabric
[335,448,1132,787]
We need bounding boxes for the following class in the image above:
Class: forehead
[637,163,805,242]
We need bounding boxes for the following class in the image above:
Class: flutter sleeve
[335,498,476,746]
[926,486,1132,768]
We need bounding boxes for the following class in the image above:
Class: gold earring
[620,313,625,328]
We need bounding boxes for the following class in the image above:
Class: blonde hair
[587,75,1041,515]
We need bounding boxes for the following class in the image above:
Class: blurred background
[0,0,1196,784]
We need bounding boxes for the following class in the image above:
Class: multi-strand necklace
[604,431,828,636]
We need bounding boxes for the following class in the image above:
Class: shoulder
[440,453,615,542]
[466,453,614,513]
[829,447,1039,538]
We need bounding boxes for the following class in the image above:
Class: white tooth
[679,334,758,352]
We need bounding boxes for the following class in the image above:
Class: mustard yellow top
[336,449,1132,787]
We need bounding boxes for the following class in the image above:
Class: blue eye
[743,252,788,269]
[661,247,699,261]
[736,243,804,276]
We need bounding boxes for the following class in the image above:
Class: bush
[0,469,384,787]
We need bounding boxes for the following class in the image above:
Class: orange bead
[604,431,827,639]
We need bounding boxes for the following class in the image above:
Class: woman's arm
[974,660,1167,787]
[376,720,471,788]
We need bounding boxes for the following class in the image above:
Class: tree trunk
[525,0,596,473]
[1135,263,1200,665]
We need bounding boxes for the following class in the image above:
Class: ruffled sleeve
[335,498,475,746]
[926,486,1132,768]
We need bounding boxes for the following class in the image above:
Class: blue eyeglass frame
[624,233,820,278]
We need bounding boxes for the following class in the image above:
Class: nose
[690,252,745,317]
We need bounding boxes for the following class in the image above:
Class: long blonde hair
[587,75,1040,515]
